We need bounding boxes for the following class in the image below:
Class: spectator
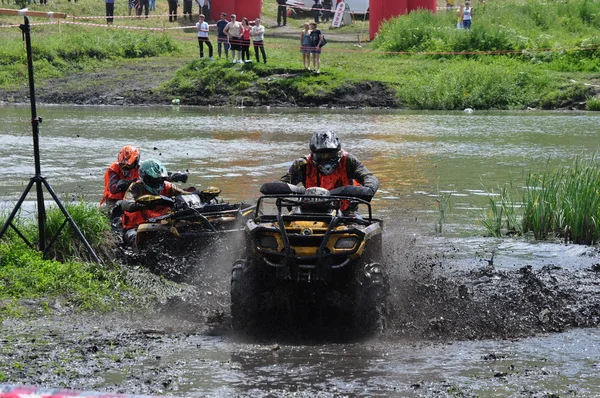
[196,14,214,59]
[322,0,333,22]
[168,0,178,22]
[137,0,150,18]
[312,0,322,23]
[224,14,244,64]
[183,0,193,21]
[276,0,287,27]
[150,0,156,11]
[241,17,252,63]
[196,0,211,22]
[216,12,230,59]
[456,4,463,29]
[446,0,455,10]
[300,22,311,70]
[105,0,115,24]
[462,1,472,29]
[251,18,267,64]
[309,22,323,73]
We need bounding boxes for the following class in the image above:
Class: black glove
[168,171,189,184]
[116,179,133,193]
[133,201,148,211]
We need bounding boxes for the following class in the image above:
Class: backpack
[319,35,327,47]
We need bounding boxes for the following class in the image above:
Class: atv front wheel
[231,259,260,332]
[353,262,389,335]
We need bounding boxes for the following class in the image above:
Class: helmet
[309,131,342,176]
[139,159,168,195]
[118,145,140,176]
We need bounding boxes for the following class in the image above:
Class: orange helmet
[117,145,140,170]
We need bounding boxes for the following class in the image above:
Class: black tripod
[0,16,100,263]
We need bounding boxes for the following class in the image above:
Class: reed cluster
[481,155,600,245]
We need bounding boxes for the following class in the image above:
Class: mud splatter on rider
[280,130,379,215]
[119,159,189,249]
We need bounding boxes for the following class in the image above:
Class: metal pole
[21,16,47,252]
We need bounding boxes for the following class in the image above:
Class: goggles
[313,151,340,164]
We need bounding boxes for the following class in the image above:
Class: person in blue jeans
[462,1,473,29]
[216,12,230,59]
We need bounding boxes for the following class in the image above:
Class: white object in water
[464,108,473,113]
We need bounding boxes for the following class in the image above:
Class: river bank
[0,53,596,110]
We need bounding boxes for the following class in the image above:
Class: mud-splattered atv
[128,187,255,279]
[231,182,388,334]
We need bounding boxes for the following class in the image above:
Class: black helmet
[139,159,168,195]
[309,130,341,153]
[309,131,342,176]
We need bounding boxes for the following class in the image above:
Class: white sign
[331,1,346,28]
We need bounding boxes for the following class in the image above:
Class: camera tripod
[0,13,99,263]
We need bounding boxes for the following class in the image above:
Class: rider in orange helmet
[100,145,140,224]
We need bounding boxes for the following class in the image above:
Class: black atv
[126,187,255,280]
[230,182,388,335]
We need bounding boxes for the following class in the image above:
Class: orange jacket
[304,151,352,190]
[122,181,176,230]
[100,162,139,205]
[305,151,355,211]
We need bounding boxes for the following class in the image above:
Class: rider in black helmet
[281,130,379,201]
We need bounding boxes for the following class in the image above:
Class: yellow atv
[231,182,388,334]
[131,187,255,279]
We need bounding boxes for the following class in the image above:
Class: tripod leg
[41,178,101,263]
[0,178,36,247]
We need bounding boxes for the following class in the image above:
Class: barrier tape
[1,11,598,56]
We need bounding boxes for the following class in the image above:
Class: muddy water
[2,105,600,396]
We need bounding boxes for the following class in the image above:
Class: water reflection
[1,105,599,236]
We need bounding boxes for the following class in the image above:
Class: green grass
[480,154,600,245]
[0,202,154,319]
[1,0,599,109]
[587,97,600,111]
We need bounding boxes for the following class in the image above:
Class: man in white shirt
[251,18,267,64]
[196,14,214,59]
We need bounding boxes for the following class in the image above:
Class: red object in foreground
[0,385,180,398]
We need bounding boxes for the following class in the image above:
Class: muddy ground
[2,233,600,396]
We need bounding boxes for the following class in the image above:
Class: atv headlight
[334,236,358,249]
[258,234,279,250]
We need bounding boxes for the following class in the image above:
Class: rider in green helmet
[120,159,189,248]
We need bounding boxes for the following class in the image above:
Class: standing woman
[309,22,323,73]
[462,1,472,29]
[241,17,252,63]
[300,22,311,70]
[251,18,267,64]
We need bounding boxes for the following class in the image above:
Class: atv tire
[231,258,260,332]
[353,262,389,335]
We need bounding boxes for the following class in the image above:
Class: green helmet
[139,159,168,195]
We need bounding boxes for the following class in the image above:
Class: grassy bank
[0,0,599,109]
[0,202,146,319]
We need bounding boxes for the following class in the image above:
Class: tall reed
[482,154,600,245]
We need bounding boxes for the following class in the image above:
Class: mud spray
[126,217,600,342]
